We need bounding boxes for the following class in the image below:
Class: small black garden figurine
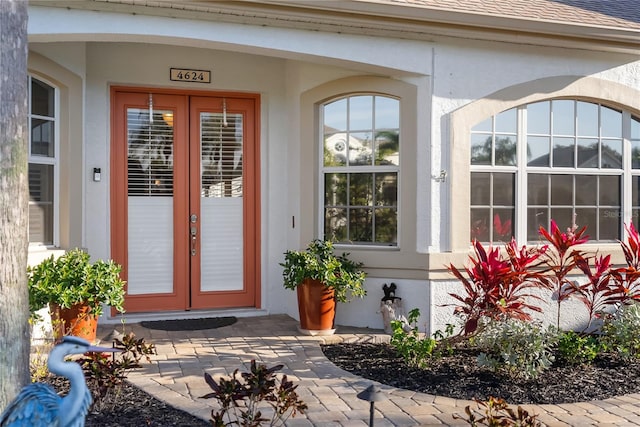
[381,282,399,302]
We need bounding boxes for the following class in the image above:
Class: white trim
[319,94,400,247]
[28,75,60,247]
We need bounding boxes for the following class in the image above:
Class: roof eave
[29,0,640,55]
[250,0,640,50]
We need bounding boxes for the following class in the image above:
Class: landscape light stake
[357,384,387,426]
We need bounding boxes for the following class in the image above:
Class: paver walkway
[98,314,640,426]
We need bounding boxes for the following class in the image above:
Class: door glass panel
[200,111,244,292]
[126,107,174,295]
[127,108,174,195]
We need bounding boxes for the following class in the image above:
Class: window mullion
[517,106,527,243]
[623,111,632,237]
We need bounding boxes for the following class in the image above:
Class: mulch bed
[321,342,640,405]
[42,376,210,427]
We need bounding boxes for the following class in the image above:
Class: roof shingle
[388,0,640,30]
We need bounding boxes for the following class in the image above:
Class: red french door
[111,89,260,312]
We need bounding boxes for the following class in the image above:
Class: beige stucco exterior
[26,1,640,334]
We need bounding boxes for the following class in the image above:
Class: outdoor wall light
[357,384,387,426]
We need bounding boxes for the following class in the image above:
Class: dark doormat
[140,316,237,331]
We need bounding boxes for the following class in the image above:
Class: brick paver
[98,315,640,426]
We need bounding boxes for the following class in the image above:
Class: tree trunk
[0,0,30,413]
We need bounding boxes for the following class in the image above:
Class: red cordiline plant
[608,223,640,305]
[450,218,640,335]
[538,218,589,328]
[447,238,548,335]
[571,223,640,331]
[572,253,613,331]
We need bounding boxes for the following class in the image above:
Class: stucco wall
[26,4,640,333]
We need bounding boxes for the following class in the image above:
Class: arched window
[470,99,639,243]
[28,76,58,246]
[321,95,399,245]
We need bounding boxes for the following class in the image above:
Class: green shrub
[601,302,640,360]
[390,308,453,368]
[281,240,366,303]
[28,248,126,319]
[556,331,601,365]
[474,318,558,379]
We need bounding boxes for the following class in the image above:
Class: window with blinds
[127,109,175,196]
[200,112,243,198]
[28,77,57,245]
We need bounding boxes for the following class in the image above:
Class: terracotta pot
[50,302,98,342]
[296,278,336,335]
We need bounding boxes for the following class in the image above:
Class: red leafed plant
[449,218,640,334]
[538,218,589,328]
[573,253,614,331]
[608,223,640,305]
[447,238,547,335]
[570,223,640,330]
[201,360,307,427]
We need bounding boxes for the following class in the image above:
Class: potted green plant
[281,239,366,335]
[28,248,126,342]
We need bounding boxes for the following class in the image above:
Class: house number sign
[170,68,211,83]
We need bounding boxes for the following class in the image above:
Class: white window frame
[319,93,401,247]
[470,99,635,244]
[28,75,60,247]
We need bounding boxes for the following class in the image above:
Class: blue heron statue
[0,335,121,427]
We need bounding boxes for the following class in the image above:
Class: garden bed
[44,375,209,427]
[321,342,640,405]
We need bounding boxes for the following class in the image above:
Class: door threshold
[101,308,269,325]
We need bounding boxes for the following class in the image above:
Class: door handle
[190,226,197,256]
